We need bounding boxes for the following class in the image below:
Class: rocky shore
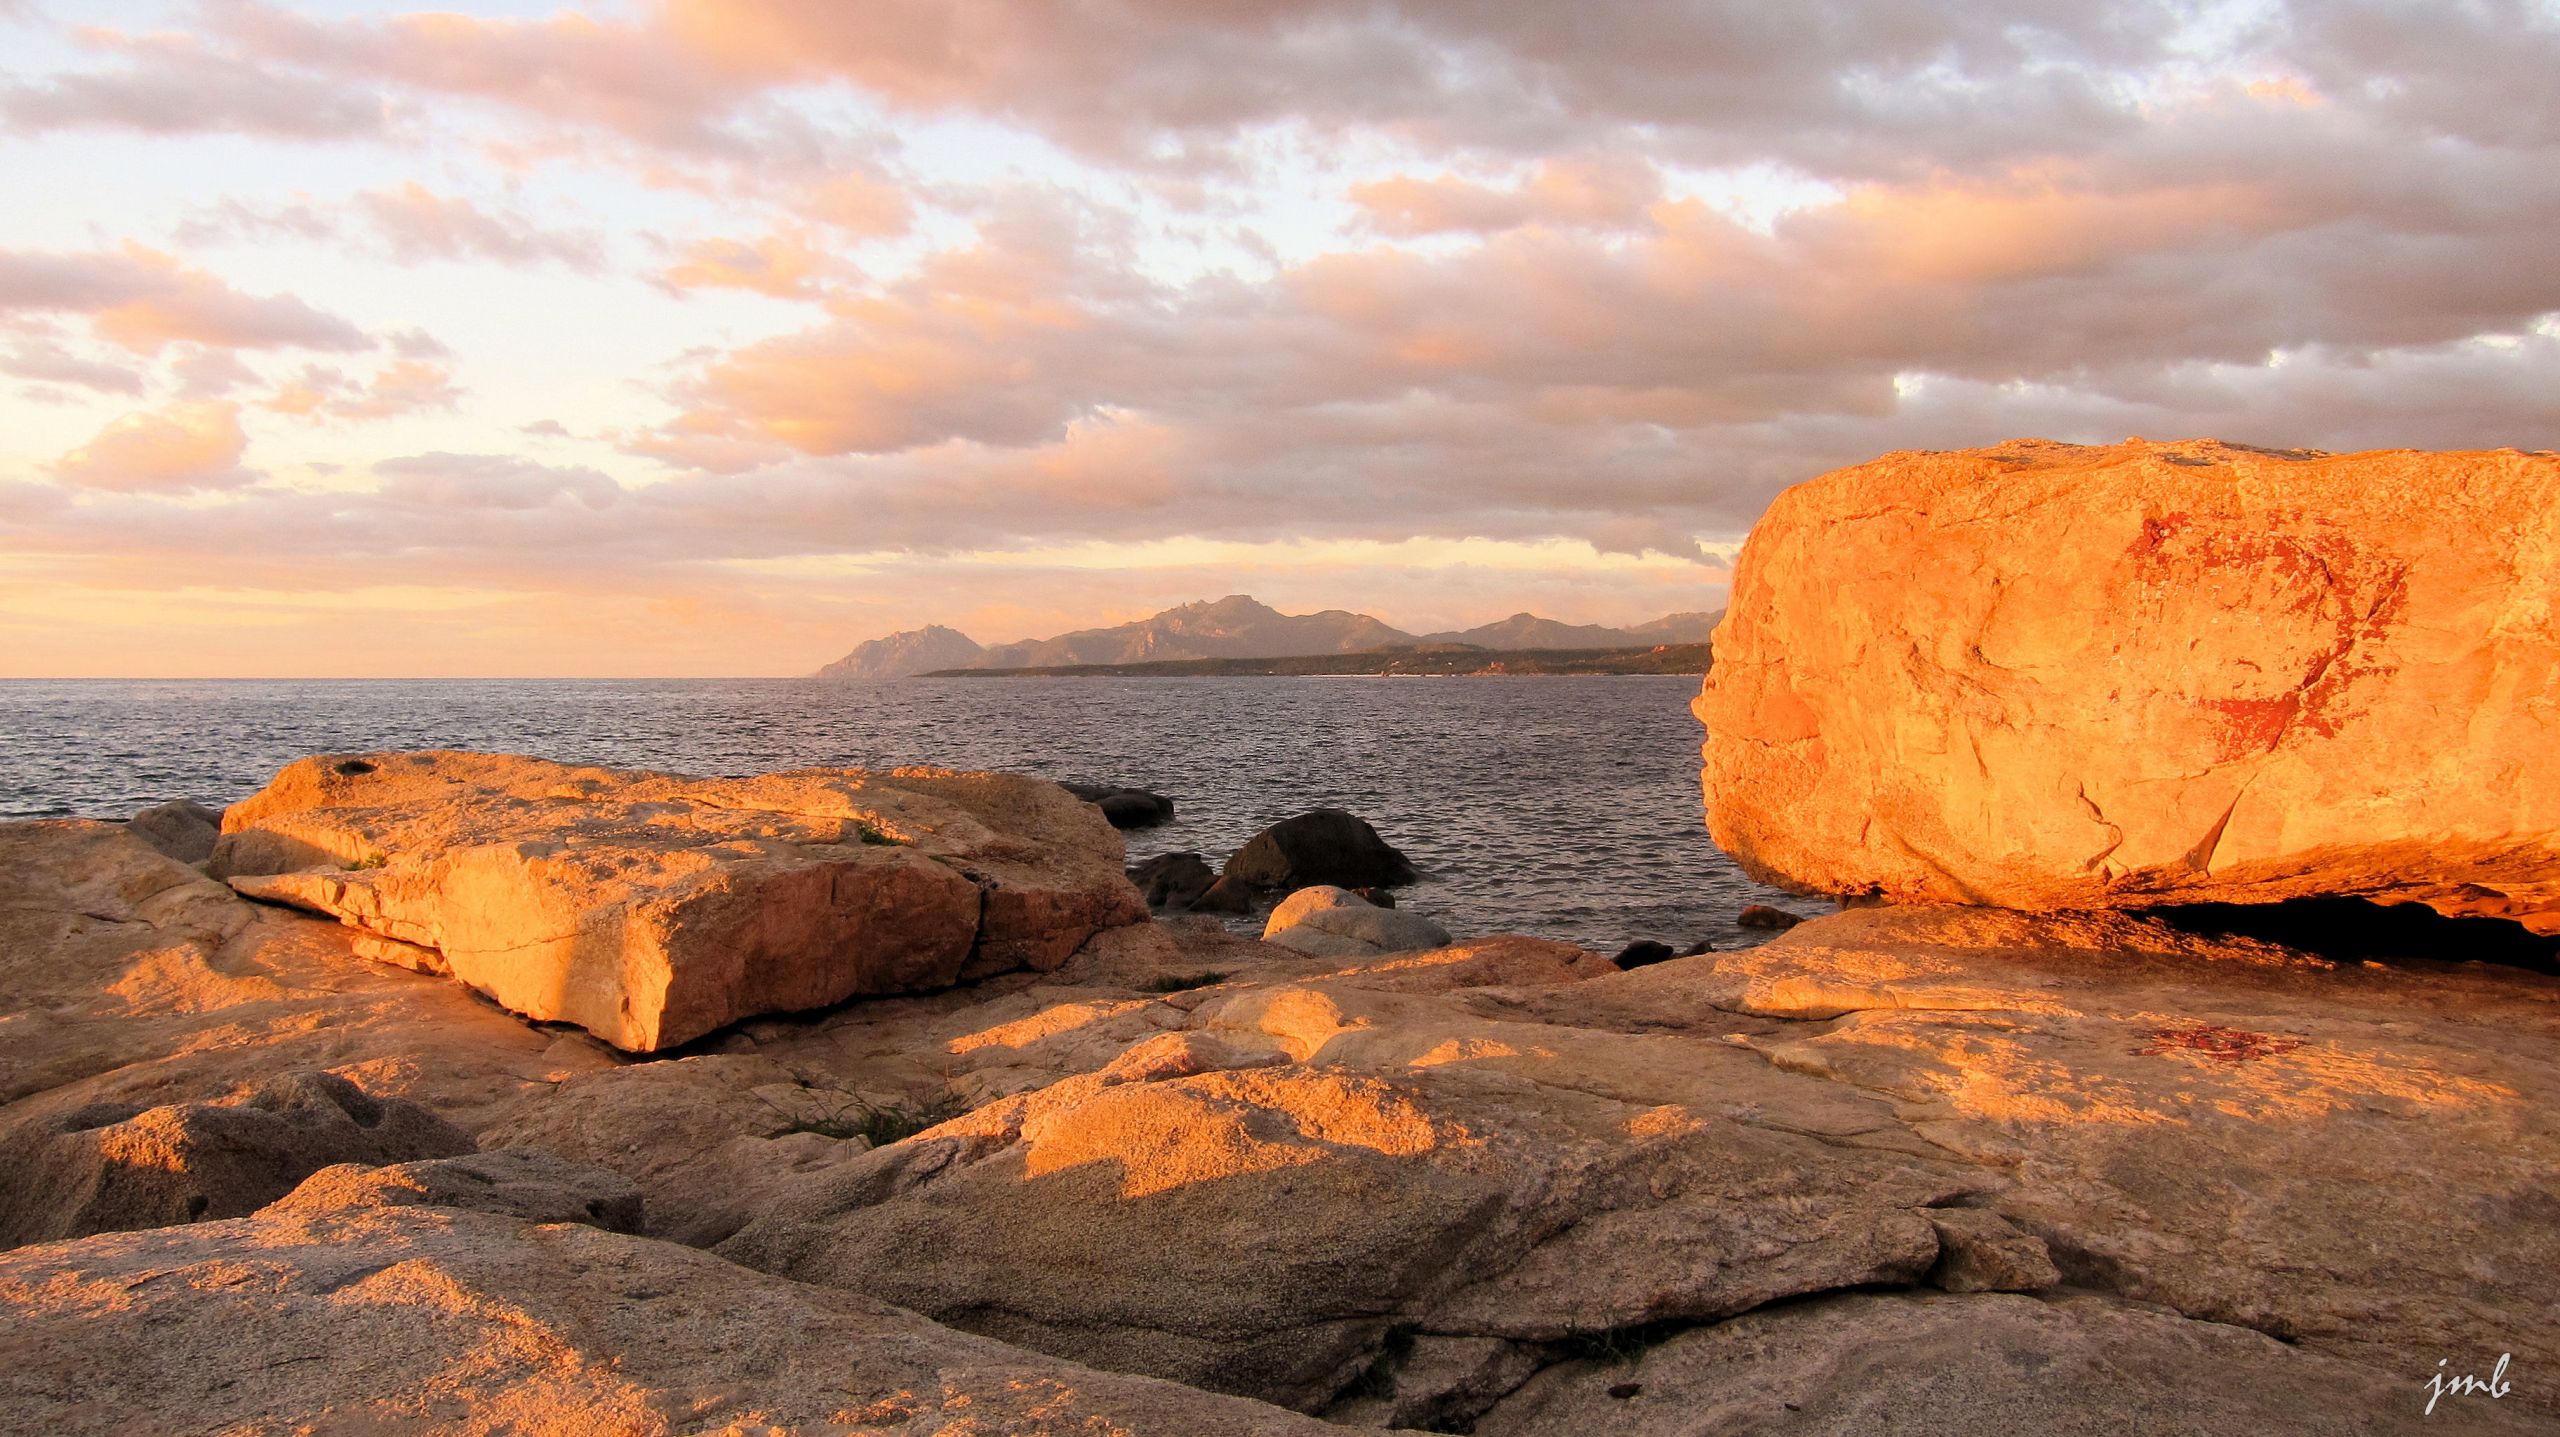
[3,439,2554,1434]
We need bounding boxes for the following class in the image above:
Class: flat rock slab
[719,940,1973,1414]
[0,1203,1349,1437]
[211,751,1146,1051]
[1697,439,2560,930]
[1475,1290,2542,1437]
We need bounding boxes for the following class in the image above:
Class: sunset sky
[4,0,2556,676]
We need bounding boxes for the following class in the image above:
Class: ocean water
[0,675,1805,952]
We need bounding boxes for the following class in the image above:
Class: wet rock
[1698,438,2560,932]
[1739,903,1807,930]
[1222,808,1418,891]
[124,799,223,864]
[1261,885,1451,959]
[1133,851,1218,909]
[0,1070,471,1250]
[211,751,1146,1051]
[1064,782,1177,829]
[1191,873,1268,913]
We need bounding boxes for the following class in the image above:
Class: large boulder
[209,752,1146,1051]
[1697,439,2560,931]
[1222,808,1418,892]
[0,1070,471,1250]
[1262,884,1452,958]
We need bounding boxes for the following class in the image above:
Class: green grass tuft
[760,1087,963,1147]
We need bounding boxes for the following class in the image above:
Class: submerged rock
[1698,439,2560,932]
[1064,781,1177,829]
[1262,884,1451,958]
[210,751,1146,1051]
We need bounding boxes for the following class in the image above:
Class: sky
[3,0,2557,676]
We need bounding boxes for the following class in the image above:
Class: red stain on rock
[2136,1022,2305,1063]
[2125,515,2409,763]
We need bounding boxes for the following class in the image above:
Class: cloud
[372,452,621,510]
[0,243,370,353]
[50,400,256,492]
[0,335,146,395]
[1,27,383,140]
[171,346,263,397]
[1350,155,1663,236]
[357,183,605,269]
[658,227,844,299]
[262,358,463,421]
[197,0,2211,179]
[5,0,2560,677]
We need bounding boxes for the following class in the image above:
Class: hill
[810,597,1726,678]
[920,642,1713,678]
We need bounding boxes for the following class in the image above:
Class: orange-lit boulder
[1698,439,2560,930]
[211,751,1145,1051]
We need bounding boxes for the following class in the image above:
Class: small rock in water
[1224,809,1418,891]
[1613,940,1678,968]
[1060,782,1174,830]
[1189,875,1265,914]
[1737,904,1806,930]
[1129,852,1216,910]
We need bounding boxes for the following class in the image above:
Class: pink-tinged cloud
[659,227,842,298]
[0,335,146,395]
[1,28,383,139]
[171,347,263,398]
[0,243,369,353]
[261,359,462,421]
[1351,155,1663,236]
[373,452,620,510]
[358,183,604,269]
[50,400,256,492]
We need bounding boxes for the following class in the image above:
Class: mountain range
[812,595,1724,679]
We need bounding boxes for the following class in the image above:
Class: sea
[0,675,1804,953]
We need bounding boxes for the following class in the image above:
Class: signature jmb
[2425,1354,2513,1416]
